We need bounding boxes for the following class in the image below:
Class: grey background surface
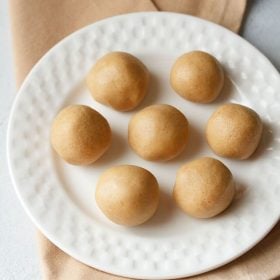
[0,0,279,279]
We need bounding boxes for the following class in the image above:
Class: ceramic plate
[7,12,280,279]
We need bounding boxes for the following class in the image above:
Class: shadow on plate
[132,72,162,111]
[247,121,274,162]
[213,74,235,105]
[165,122,206,165]
[91,129,127,167]
[215,181,248,219]
[128,188,177,233]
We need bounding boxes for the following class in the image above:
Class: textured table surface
[0,0,279,279]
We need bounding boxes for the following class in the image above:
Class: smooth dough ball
[206,103,263,159]
[95,165,159,226]
[173,157,235,218]
[86,51,149,111]
[51,105,111,165]
[128,104,189,161]
[170,51,224,103]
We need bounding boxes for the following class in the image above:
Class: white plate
[7,12,280,279]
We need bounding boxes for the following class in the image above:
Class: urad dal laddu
[173,157,235,218]
[206,103,263,159]
[51,105,111,165]
[95,165,159,226]
[128,104,189,161]
[86,52,149,111]
[170,51,224,103]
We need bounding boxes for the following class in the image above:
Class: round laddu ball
[51,105,111,165]
[95,165,159,226]
[128,104,189,161]
[206,103,263,159]
[170,51,224,103]
[173,157,235,218]
[86,51,150,111]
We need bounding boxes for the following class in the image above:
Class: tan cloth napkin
[9,0,280,279]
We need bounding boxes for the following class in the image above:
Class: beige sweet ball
[95,165,159,226]
[51,105,111,165]
[128,104,189,161]
[86,52,150,111]
[170,51,224,103]
[173,157,235,218]
[206,103,263,159]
